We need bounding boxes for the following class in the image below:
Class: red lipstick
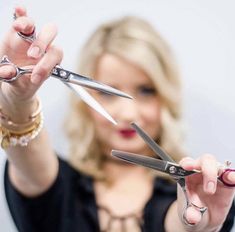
[118,129,136,138]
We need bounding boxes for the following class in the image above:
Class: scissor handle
[182,202,207,226]
[0,56,33,82]
[16,31,36,43]
[218,169,235,187]
[177,178,208,226]
[13,12,36,43]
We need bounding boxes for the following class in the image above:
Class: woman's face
[89,53,161,156]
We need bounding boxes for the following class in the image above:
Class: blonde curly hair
[65,16,186,180]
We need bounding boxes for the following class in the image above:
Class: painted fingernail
[206,181,215,193]
[28,46,41,58]
[31,74,42,85]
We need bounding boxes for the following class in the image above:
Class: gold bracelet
[0,112,44,149]
[0,98,42,130]
[1,113,41,134]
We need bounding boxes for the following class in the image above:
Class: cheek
[88,108,115,150]
[141,100,162,140]
[88,107,115,141]
[88,109,109,126]
[141,101,161,123]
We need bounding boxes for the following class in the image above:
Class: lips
[118,129,137,138]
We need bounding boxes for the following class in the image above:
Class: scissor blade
[112,150,198,177]
[63,82,117,125]
[131,122,175,162]
[69,74,132,99]
[112,150,168,173]
[51,66,132,99]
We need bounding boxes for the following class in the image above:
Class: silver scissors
[0,21,132,125]
[112,122,235,224]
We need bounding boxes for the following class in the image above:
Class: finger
[2,7,34,56]
[0,65,16,80]
[220,170,235,186]
[27,23,58,59]
[13,16,35,36]
[200,154,218,194]
[14,6,27,18]
[227,171,235,183]
[179,157,195,170]
[31,45,63,85]
[184,206,202,225]
[179,157,201,171]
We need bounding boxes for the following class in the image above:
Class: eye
[138,86,157,96]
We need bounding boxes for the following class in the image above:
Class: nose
[114,98,139,123]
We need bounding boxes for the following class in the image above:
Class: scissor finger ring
[182,203,207,226]
[0,56,32,82]
[13,13,36,43]
[219,169,235,187]
[217,161,235,187]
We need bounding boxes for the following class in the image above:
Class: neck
[102,159,152,185]
[95,160,154,216]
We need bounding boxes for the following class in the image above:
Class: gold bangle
[0,112,43,149]
[0,98,42,130]
[0,113,41,134]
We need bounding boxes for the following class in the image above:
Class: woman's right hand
[0,6,63,118]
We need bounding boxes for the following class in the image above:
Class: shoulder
[57,157,94,195]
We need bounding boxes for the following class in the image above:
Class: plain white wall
[0,0,235,231]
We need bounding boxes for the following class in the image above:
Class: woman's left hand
[178,154,235,230]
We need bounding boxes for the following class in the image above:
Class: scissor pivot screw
[169,166,177,174]
[59,70,67,78]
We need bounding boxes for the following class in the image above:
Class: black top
[4,158,235,232]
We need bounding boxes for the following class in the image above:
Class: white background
[0,0,235,231]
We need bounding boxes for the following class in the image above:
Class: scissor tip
[119,93,133,99]
[130,122,139,129]
[111,150,123,157]
[127,95,133,100]
[111,150,117,155]
[111,119,118,125]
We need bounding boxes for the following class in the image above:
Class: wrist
[0,95,39,124]
[0,110,43,149]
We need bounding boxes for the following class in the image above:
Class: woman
[1,6,235,232]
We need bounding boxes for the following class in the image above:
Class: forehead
[95,53,154,86]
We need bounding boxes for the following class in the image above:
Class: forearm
[164,201,187,232]
[0,5,62,198]
[2,97,59,197]
[7,127,59,197]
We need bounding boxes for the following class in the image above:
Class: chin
[112,142,144,154]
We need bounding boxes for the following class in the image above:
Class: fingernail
[206,181,215,193]
[31,74,42,85]
[28,46,41,59]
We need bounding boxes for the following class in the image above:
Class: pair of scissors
[112,122,235,225]
[0,20,132,125]
[0,55,132,125]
